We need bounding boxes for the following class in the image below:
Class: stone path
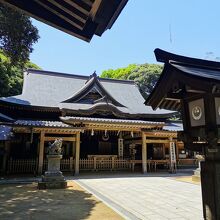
[75,175,203,220]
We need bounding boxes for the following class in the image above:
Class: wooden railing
[7,157,175,174]
[79,159,94,170]
[79,158,130,171]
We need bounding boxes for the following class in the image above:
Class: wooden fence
[79,158,130,171]
[7,157,131,174]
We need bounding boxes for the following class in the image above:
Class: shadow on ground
[0,182,122,220]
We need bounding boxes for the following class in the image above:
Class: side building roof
[0,69,174,119]
[146,48,220,111]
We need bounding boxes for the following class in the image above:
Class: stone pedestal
[192,159,203,182]
[192,168,201,182]
[192,155,205,182]
[38,154,67,189]
[201,161,220,220]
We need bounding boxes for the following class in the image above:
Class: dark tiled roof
[14,120,72,128]
[171,63,220,82]
[60,116,164,126]
[0,69,174,118]
[146,49,220,111]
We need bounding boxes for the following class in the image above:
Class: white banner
[118,138,124,157]
[169,142,176,173]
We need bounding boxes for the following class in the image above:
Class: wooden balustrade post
[94,157,96,172]
[112,157,115,171]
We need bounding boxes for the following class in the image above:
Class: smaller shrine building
[0,69,195,175]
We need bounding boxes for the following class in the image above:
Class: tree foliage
[0,3,39,66]
[101,64,137,79]
[0,51,41,97]
[101,63,163,98]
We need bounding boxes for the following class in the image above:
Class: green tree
[101,64,137,79]
[100,63,163,98]
[0,3,39,66]
[0,51,40,97]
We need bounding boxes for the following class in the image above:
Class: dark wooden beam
[89,0,102,19]
[63,0,90,15]
[165,100,175,110]
[0,0,128,41]
[185,86,206,94]
[1,0,97,41]
[34,0,85,30]
[46,0,88,23]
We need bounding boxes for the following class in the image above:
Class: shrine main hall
[0,69,194,175]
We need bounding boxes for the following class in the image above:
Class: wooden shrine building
[0,69,193,175]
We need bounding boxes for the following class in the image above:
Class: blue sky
[30,0,220,76]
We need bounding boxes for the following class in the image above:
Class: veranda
[1,119,195,175]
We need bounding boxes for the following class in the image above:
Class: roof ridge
[155,48,220,69]
[171,61,220,72]
[27,68,135,84]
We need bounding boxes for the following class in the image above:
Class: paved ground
[75,174,203,220]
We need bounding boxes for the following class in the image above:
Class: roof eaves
[60,116,165,127]
[27,68,89,80]
[145,63,175,110]
[105,0,129,30]
[155,48,220,69]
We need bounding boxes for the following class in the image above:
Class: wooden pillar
[38,131,45,175]
[2,141,10,173]
[142,132,147,173]
[74,132,80,175]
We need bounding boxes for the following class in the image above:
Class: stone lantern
[146,48,220,220]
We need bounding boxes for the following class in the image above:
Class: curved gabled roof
[63,72,125,107]
[0,69,174,119]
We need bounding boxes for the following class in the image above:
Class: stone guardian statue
[38,138,67,189]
